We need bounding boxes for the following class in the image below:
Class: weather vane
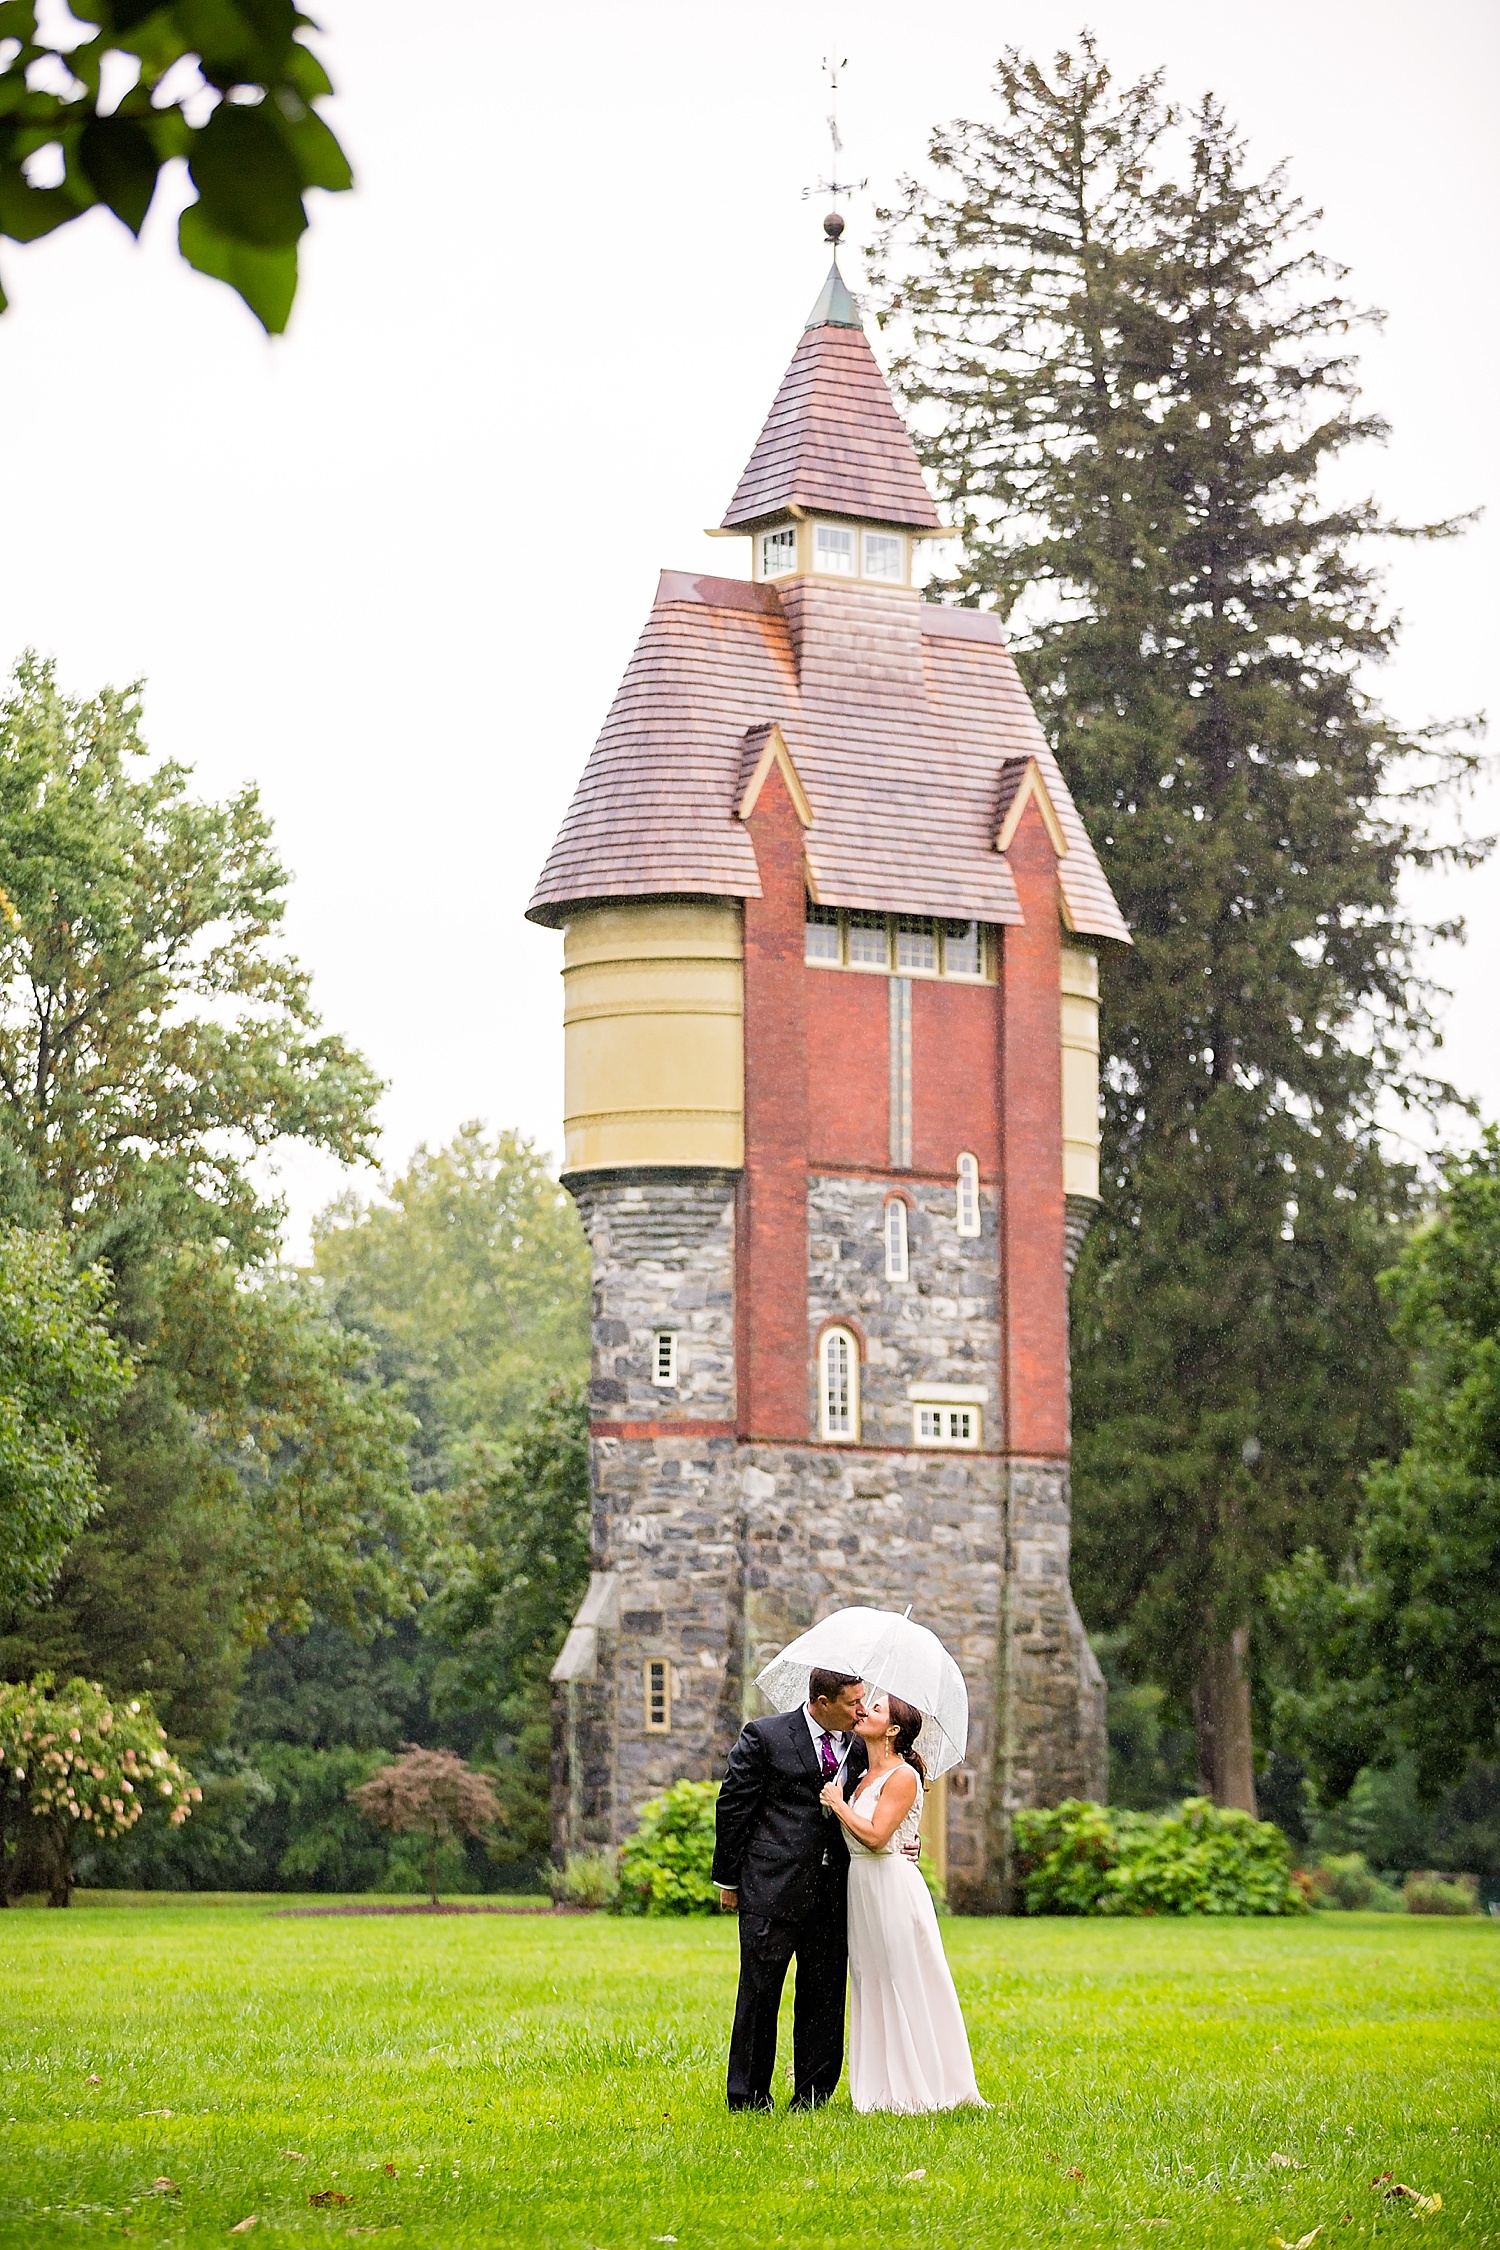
[802,55,867,239]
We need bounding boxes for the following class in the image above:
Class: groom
[711,1667,870,2112]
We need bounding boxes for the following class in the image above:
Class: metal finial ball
[823,211,845,244]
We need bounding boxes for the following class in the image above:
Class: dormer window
[863,531,905,581]
[759,526,797,579]
[814,523,855,575]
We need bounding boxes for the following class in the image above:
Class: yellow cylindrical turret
[561,902,745,1173]
[1060,943,1101,1201]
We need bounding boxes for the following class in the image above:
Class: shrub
[617,1779,719,1915]
[0,1676,199,1905]
[1307,1851,1404,1912]
[549,1848,619,1910]
[1011,1797,1307,1917]
[1403,1871,1478,1916]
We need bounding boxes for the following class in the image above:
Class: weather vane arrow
[802,55,867,214]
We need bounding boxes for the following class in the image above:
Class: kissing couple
[711,1665,984,2114]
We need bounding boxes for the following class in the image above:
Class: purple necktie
[819,1731,838,1780]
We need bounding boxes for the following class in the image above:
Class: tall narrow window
[644,1658,671,1732]
[759,525,796,578]
[805,900,840,964]
[814,523,855,574]
[884,1198,909,1282]
[956,1153,981,1237]
[819,1326,859,1442]
[895,916,938,974]
[652,1331,677,1387]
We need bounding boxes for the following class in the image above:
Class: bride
[820,1692,984,2113]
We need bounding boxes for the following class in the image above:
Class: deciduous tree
[350,1745,499,1907]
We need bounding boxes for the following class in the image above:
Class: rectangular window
[863,531,904,581]
[914,1404,980,1449]
[805,901,841,964]
[652,1331,677,1387]
[814,523,855,575]
[846,912,889,969]
[895,916,938,974]
[759,526,797,578]
[956,1153,981,1238]
[942,919,982,977]
[644,1658,671,1732]
[820,1327,858,1441]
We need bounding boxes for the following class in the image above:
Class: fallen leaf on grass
[309,2189,351,2208]
[280,2150,304,2161]
[137,2109,173,2120]
[85,2073,101,2085]
[1270,2229,1322,2248]
[902,2169,926,2182]
[228,2222,257,2236]
[149,2177,180,2196]
[1377,2183,1441,2214]
[382,2164,397,2177]
[1068,2167,1085,2181]
[1268,2153,1303,2169]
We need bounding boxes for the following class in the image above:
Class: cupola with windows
[715,214,944,594]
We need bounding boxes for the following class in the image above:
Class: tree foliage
[0,656,381,1258]
[0,1673,197,1904]
[314,1123,590,1458]
[1272,1131,1500,1798]
[0,0,351,332]
[350,1745,499,1906]
[0,1223,129,1605]
[871,35,1481,1791]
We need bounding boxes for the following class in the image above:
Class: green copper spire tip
[805,257,862,331]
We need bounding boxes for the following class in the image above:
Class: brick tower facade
[529,246,1129,1909]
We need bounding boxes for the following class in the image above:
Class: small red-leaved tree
[350,1747,500,1905]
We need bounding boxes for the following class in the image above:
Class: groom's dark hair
[808,1668,861,1705]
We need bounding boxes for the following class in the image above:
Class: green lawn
[0,1903,1496,2247]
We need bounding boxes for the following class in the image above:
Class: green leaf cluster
[0,1224,129,1606]
[872,35,1484,1747]
[0,1670,196,1903]
[1271,1130,1500,1798]
[0,0,351,330]
[1011,1795,1306,1916]
[616,1778,721,1917]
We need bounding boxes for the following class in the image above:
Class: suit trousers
[727,1887,848,2111]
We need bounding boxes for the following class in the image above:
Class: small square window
[805,901,841,964]
[895,917,938,974]
[652,1331,677,1387]
[863,532,904,580]
[846,913,889,969]
[760,526,797,579]
[814,524,855,575]
[943,919,982,977]
[913,1403,981,1449]
[644,1658,671,1732]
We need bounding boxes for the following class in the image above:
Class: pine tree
[872,37,1481,1805]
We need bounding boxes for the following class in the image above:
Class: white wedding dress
[844,1766,984,2113]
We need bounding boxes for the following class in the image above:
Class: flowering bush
[1011,1797,1307,1917]
[0,1675,199,1906]
[617,1779,720,1915]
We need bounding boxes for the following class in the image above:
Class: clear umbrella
[754,1606,969,1778]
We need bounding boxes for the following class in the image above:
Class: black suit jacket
[711,1709,870,1922]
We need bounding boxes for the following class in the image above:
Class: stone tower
[529,243,1129,1909]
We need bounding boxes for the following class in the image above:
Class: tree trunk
[46,1823,74,1907]
[1193,1625,1257,1813]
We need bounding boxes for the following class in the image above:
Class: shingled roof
[719,266,941,532]
[527,572,1129,945]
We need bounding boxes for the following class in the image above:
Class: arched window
[884,1197,909,1282]
[819,1326,859,1443]
[956,1152,981,1237]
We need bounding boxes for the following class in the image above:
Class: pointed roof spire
[720,214,941,534]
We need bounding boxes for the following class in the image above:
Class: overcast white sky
[2,0,1495,1250]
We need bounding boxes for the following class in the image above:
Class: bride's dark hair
[885,1694,927,1783]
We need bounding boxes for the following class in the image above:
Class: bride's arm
[819,1766,918,1848]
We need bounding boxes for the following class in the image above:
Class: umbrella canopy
[754,1607,969,1779]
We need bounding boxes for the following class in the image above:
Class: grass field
[1,1902,1496,2248]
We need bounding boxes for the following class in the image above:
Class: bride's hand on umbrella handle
[819,1779,847,1817]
